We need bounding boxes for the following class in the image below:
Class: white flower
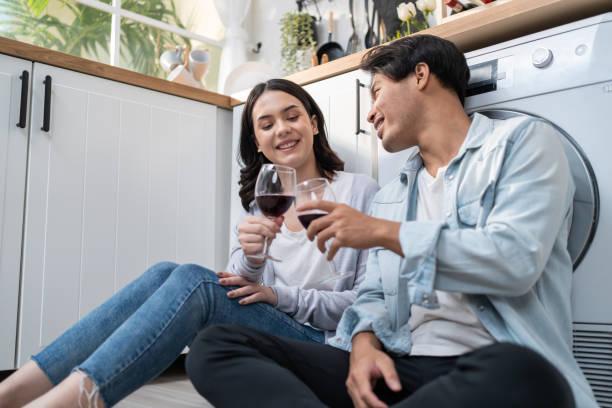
[416,0,436,13]
[397,2,416,22]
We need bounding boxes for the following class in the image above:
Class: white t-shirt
[270,171,354,292]
[409,166,495,356]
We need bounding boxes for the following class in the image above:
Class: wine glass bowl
[256,195,295,218]
[295,178,334,229]
[296,178,351,283]
[252,164,297,261]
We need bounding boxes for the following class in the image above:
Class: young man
[185,35,597,408]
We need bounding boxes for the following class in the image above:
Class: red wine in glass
[296,177,354,283]
[297,212,325,229]
[252,164,297,261]
[256,194,295,218]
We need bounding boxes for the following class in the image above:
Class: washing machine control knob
[532,48,553,68]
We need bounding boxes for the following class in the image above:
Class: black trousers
[186,324,575,408]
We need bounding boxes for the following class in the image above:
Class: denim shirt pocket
[457,199,480,227]
[458,178,499,229]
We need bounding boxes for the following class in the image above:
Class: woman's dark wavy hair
[360,34,470,105]
[238,79,344,211]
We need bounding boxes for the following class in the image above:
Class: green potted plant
[279,10,317,75]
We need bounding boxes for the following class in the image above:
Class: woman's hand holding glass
[237,215,283,264]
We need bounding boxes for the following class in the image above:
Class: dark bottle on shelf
[445,0,479,14]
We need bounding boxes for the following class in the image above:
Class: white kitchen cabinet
[0,55,31,370]
[16,62,231,366]
[303,70,377,180]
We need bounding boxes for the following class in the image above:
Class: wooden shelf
[0,36,233,109]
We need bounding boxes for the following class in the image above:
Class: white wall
[245,0,369,75]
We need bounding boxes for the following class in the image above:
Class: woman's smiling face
[251,90,318,175]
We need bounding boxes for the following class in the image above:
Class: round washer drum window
[476,110,599,270]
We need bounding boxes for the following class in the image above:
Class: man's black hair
[360,34,470,105]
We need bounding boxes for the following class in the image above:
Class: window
[0,0,224,91]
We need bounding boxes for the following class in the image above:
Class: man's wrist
[352,331,382,353]
[374,220,403,256]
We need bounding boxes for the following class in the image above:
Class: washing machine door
[477,110,599,270]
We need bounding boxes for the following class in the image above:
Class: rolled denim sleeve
[397,220,446,310]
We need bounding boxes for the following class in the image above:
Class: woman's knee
[144,261,179,283]
[170,263,217,284]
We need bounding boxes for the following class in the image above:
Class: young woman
[0,79,379,408]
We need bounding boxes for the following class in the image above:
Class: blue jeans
[31,262,324,407]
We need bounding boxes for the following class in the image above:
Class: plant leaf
[28,0,49,16]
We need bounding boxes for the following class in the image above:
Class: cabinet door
[18,63,229,366]
[0,55,30,370]
[304,70,377,180]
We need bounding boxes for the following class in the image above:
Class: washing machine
[376,13,611,407]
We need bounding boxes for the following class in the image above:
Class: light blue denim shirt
[330,113,597,407]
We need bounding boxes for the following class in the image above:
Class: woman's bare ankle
[24,371,105,408]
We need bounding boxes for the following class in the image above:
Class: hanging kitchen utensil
[364,0,376,48]
[372,7,381,45]
[346,0,361,54]
[311,0,322,21]
[317,11,344,62]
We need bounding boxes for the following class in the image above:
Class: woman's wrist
[244,254,266,267]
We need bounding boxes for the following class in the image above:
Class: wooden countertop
[0,36,234,110]
[231,0,612,105]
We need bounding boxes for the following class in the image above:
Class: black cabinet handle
[355,78,367,135]
[16,70,29,128]
[41,75,52,132]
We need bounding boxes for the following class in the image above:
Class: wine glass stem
[263,236,271,258]
[328,258,337,275]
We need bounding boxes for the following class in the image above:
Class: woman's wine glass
[252,164,296,261]
[295,178,352,283]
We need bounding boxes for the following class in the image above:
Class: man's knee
[186,325,248,390]
[476,343,575,408]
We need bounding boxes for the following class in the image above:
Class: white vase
[290,49,309,73]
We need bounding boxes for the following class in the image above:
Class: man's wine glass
[295,178,351,283]
[252,164,296,261]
